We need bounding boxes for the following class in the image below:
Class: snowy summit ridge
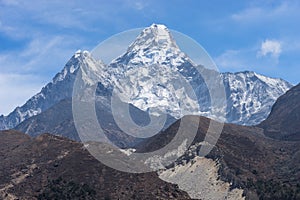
[112,23,190,69]
[128,24,179,52]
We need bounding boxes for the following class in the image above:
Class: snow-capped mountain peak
[74,49,89,58]
[53,50,90,83]
[127,24,179,52]
[53,50,107,84]
[111,24,189,68]
[107,24,203,118]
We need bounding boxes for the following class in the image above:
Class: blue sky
[0,0,299,115]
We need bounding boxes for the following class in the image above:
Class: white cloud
[258,39,282,58]
[0,0,151,36]
[0,0,19,6]
[214,45,278,74]
[215,49,255,72]
[0,35,78,73]
[231,7,263,21]
[0,19,15,35]
[133,1,148,10]
[231,2,299,23]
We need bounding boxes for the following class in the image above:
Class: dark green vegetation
[38,177,96,200]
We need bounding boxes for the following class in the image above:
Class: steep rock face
[222,71,292,125]
[109,24,207,118]
[259,83,300,140]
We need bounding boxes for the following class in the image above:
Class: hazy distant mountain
[5,82,300,199]
[0,24,292,134]
[15,98,175,148]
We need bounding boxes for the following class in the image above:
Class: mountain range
[0,24,292,137]
[0,24,299,200]
[1,80,299,200]
[135,83,300,199]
